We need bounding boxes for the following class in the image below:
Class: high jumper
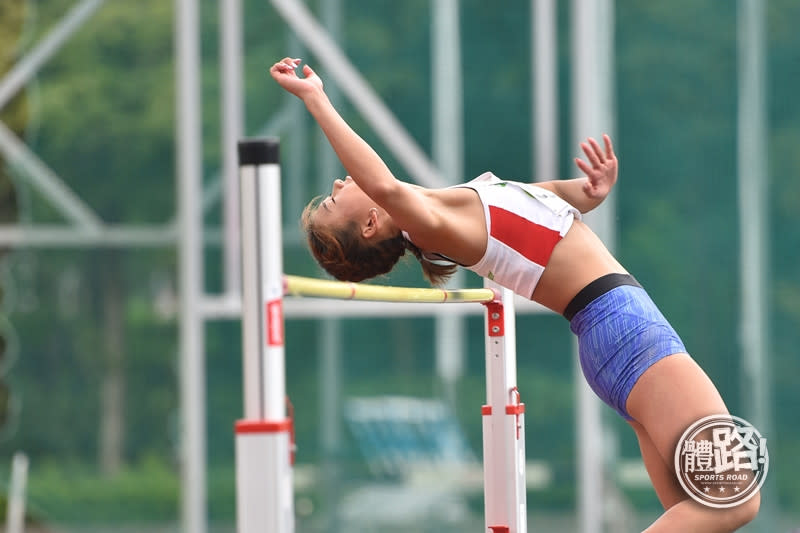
[270,56,760,532]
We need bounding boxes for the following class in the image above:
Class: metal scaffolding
[0,1,773,532]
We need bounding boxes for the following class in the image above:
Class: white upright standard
[482,282,527,533]
[235,138,295,533]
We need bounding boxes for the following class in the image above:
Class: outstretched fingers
[282,57,301,68]
[272,57,300,74]
[581,136,610,168]
[580,139,601,168]
[576,134,617,173]
[602,133,615,160]
[574,156,593,177]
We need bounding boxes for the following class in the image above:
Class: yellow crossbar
[284,275,497,304]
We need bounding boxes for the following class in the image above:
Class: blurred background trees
[0,0,798,529]
[1,0,27,444]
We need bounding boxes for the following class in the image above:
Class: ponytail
[402,239,458,286]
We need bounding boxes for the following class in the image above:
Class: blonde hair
[301,197,457,285]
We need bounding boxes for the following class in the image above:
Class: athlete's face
[313,176,374,229]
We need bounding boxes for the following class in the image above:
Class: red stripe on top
[488,205,562,266]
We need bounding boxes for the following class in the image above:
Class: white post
[175,0,206,529]
[316,3,344,531]
[532,0,559,183]
[235,138,294,533]
[6,452,28,533]
[431,0,465,409]
[219,0,244,297]
[482,283,526,533]
[572,1,615,531]
[737,1,775,528]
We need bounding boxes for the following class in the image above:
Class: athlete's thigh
[625,352,729,465]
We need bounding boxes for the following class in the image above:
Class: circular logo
[674,414,768,508]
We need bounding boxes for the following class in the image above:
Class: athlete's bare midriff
[533,219,628,314]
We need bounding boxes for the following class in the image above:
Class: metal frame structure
[0,1,772,532]
[0,2,609,532]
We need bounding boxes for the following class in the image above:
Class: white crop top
[445,172,581,297]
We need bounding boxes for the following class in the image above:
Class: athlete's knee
[721,491,760,530]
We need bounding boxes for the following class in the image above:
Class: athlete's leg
[625,352,760,533]
[627,419,687,510]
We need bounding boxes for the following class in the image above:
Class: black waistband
[563,273,642,322]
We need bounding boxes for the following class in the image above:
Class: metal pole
[318,317,342,533]
[235,139,294,533]
[316,1,344,530]
[432,0,463,181]
[737,1,775,529]
[532,0,558,182]
[175,0,206,529]
[571,0,615,531]
[238,159,262,420]
[6,452,28,533]
[286,29,309,242]
[431,0,465,410]
[220,0,244,297]
[0,224,175,247]
[482,284,526,533]
[572,1,603,529]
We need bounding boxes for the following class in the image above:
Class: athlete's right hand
[270,57,323,100]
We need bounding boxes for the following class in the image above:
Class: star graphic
[719,487,726,493]
[734,487,741,492]
[704,487,711,493]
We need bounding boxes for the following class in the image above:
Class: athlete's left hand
[270,57,324,101]
[575,134,617,200]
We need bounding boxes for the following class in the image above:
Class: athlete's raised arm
[270,58,439,232]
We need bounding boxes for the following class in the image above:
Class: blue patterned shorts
[568,278,687,420]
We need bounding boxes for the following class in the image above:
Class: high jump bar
[284,274,498,304]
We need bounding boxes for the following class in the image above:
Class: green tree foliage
[30,0,174,223]
[0,0,28,440]
[0,0,798,524]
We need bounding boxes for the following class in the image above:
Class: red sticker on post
[266,299,283,346]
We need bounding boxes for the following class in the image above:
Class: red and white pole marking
[235,138,294,533]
